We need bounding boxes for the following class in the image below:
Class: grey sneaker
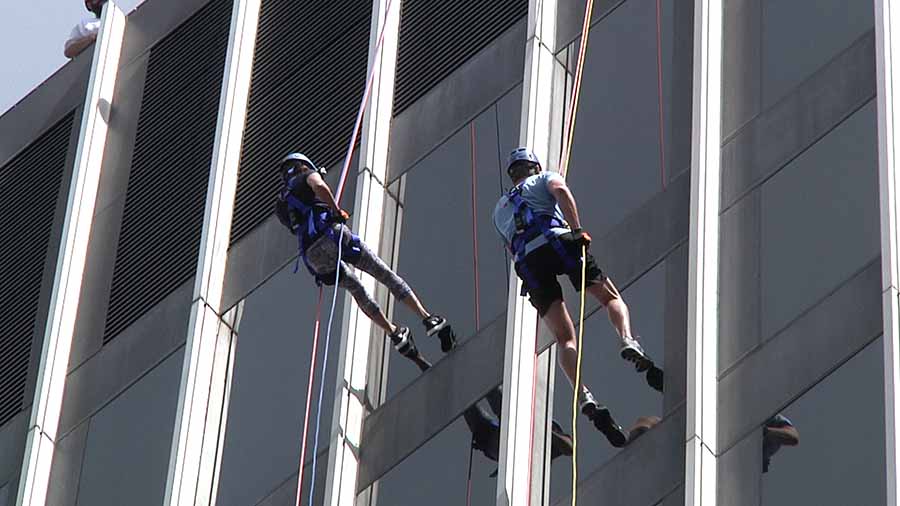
[620,336,653,372]
[423,315,456,352]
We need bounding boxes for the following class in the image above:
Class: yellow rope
[564,0,595,503]
[571,245,588,506]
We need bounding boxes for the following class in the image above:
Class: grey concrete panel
[721,30,876,209]
[556,0,627,52]
[75,348,183,506]
[358,315,506,490]
[69,196,127,370]
[718,259,882,451]
[250,448,329,506]
[118,0,221,67]
[216,266,344,506]
[221,159,360,311]
[46,420,90,506]
[376,417,499,505]
[551,407,686,506]
[0,57,90,167]
[722,0,761,138]
[760,102,879,339]
[565,0,670,238]
[0,482,8,506]
[495,85,525,170]
[656,486,685,506]
[537,169,690,350]
[0,412,27,490]
[758,339,885,505]
[719,191,761,373]
[59,279,192,436]
[663,243,688,415]
[761,0,873,109]
[666,0,694,180]
[388,20,525,182]
[717,426,762,506]
[93,53,149,214]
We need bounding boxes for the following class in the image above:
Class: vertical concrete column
[15,4,126,506]
[163,0,260,504]
[876,3,900,504]
[684,1,722,505]
[496,0,560,504]
[324,0,402,504]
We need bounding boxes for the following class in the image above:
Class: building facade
[0,0,894,505]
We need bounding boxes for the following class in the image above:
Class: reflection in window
[761,338,885,505]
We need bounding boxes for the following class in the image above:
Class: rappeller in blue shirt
[492,148,664,448]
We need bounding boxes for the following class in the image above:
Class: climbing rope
[571,245,588,506]
[560,0,595,177]
[296,1,396,505]
[294,289,324,505]
[465,441,475,506]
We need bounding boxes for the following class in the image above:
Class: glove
[333,209,351,224]
[571,228,592,249]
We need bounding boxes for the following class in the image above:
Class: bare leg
[587,278,633,339]
[399,292,431,320]
[542,300,588,396]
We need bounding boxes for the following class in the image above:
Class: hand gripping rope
[295,0,396,504]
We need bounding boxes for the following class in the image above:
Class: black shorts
[514,233,605,317]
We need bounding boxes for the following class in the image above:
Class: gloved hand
[571,228,592,249]
[333,208,351,224]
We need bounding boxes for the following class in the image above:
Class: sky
[0,0,145,116]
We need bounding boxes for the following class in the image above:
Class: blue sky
[0,0,145,115]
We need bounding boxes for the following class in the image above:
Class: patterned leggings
[305,224,412,318]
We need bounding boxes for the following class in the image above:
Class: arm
[64,33,97,58]
[306,171,342,213]
[547,176,582,230]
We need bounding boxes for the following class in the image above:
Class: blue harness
[282,177,362,286]
[507,186,578,294]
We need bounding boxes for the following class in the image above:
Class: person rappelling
[274,153,457,357]
[492,148,664,448]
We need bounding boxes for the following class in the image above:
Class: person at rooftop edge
[64,0,107,58]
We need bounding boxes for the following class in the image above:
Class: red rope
[470,123,481,330]
[559,0,596,176]
[295,289,324,506]
[335,0,395,205]
[655,0,667,189]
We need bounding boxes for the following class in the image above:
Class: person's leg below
[586,278,632,339]
[587,277,653,372]
[542,299,585,395]
[337,264,396,335]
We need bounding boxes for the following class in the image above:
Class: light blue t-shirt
[493,172,569,256]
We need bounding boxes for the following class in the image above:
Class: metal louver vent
[229,0,372,244]
[0,111,74,427]
[103,0,232,343]
[393,0,528,115]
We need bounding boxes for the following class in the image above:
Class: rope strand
[294,289,324,506]
[571,246,588,506]
[655,0,667,189]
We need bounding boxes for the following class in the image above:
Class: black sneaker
[423,315,457,352]
[579,392,627,448]
[389,327,417,359]
[550,421,574,459]
[646,365,664,393]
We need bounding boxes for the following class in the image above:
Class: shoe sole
[438,327,457,352]
[621,347,653,372]
[646,365,664,393]
[425,319,448,337]
[582,404,627,448]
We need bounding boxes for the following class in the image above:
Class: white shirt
[65,17,101,52]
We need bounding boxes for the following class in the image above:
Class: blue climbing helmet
[279,152,327,181]
[506,147,542,180]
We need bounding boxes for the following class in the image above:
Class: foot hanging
[579,392,628,448]
[423,315,457,352]
[389,327,418,359]
[620,336,654,372]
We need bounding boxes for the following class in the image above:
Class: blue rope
[307,226,345,505]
